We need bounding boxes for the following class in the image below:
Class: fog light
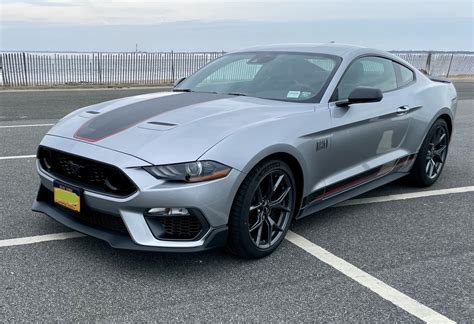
[146,207,189,216]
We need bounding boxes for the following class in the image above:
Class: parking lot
[0,82,472,322]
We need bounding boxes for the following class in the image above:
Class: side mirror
[335,86,383,107]
[174,77,186,87]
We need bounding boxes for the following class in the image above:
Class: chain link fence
[1,50,472,88]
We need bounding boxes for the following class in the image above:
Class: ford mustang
[33,44,457,258]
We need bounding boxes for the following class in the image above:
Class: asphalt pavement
[0,82,472,322]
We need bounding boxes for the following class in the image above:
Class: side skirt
[297,154,416,219]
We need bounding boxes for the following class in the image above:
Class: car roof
[231,43,382,58]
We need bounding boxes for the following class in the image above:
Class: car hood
[48,91,312,165]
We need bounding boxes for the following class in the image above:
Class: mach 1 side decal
[302,153,417,208]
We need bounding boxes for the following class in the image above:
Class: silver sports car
[33,44,457,258]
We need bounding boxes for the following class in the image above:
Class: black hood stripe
[74,92,229,142]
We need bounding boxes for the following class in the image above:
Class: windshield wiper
[173,89,222,95]
[226,92,248,97]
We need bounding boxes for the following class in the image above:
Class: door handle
[396,105,411,115]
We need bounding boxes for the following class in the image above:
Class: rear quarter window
[395,62,415,87]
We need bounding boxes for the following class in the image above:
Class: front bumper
[32,135,244,252]
[32,195,228,252]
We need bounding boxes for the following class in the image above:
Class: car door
[326,56,412,187]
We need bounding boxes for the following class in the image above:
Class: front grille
[38,185,128,234]
[37,146,136,197]
[76,209,128,234]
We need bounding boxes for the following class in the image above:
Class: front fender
[199,108,330,197]
[199,120,310,176]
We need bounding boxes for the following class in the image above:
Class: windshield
[175,52,342,102]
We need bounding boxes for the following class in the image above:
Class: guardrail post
[22,52,28,86]
[0,54,6,87]
[446,53,454,77]
[171,50,175,82]
[97,53,102,84]
[425,52,432,75]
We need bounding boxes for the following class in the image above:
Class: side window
[394,62,415,87]
[336,56,397,100]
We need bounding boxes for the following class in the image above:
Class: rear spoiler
[428,76,451,83]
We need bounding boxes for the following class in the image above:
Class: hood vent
[79,110,101,118]
[138,121,178,131]
[147,121,177,126]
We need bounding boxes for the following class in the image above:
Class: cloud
[1,0,473,25]
[2,0,77,7]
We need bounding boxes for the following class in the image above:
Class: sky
[1,0,473,52]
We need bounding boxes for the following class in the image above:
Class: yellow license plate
[54,182,81,213]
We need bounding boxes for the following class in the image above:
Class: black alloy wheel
[228,159,296,258]
[409,118,450,187]
[248,169,294,249]
[425,124,449,179]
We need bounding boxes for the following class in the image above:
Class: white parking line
[285,231,455,323]
[0,185,470,247]
[335,186,474,207]
[0,155,36,160]
[1,186,469,322]
[0,229,459,323]
[0,123,54,129]
[0,232,85,248]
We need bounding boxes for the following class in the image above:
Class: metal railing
[0,50,472,87]
[0,51,224,87]
[391,51,474,77]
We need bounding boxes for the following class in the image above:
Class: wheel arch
[260,152,305,213]
[416,108,454,152]
[238,146,307,214]
[438,113,453,138]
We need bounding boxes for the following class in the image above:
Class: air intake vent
[145,209,209,241]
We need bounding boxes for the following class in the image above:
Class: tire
[227,159,297,258]
[408,118,450,187]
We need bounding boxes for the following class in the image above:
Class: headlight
[144,161,231,183]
